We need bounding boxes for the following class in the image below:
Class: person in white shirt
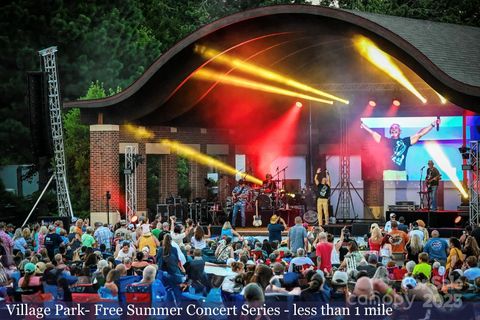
[288,248,314,272]
[384,213,396,233]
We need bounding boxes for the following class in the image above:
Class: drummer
[262,173,277,193]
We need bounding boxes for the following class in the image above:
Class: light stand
[106,190,111,226]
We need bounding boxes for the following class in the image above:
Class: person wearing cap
[231,179,250,228]
[137,224,160,257]
[267,214,286,243]
[357,254,378,278]
[114,220,131,243]
[44,224,63,261]
[19,262,41,289]
[384,213,396,233]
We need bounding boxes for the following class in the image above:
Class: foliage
[147,155,161,215]
[177,156,191,199]
[63,81,120,218]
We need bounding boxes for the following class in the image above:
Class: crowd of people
[0,211,479,318]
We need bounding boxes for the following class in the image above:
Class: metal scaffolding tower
[469,141,479,226]
[39,47,73,218]
[124,146,138,221]
[336,110,352,219]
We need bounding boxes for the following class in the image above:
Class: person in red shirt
[315,232,333,273]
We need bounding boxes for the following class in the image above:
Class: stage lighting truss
[125,145,139,222]
[469,141,479,225]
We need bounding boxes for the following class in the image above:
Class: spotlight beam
[160,139,263,185]
[424,141,468,198]
[354,36,427,104]
[193,68,334,104]
[195,45,349,104]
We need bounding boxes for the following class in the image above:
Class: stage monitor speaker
[27,71,52,159]
[284,179,301,193]
[352,223,371,237]
[156,204,169,219]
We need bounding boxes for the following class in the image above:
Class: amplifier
[396,201,415,206]
[388,205,416,211]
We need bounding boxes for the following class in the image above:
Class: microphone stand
[419,167,425,209]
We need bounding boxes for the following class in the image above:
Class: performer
[425,160,441,211]
[360,118,440,180]
[314,168,331,226]
[262,173,277,193]
[231,179,250,228]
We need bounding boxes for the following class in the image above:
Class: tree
[63,81,121,218]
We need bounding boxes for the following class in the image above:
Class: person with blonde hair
[220,221,242,239]
[36,226,48,253]
[406,234,423,262]
[368,226,383,252]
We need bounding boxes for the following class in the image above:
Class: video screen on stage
[359,115,480,181]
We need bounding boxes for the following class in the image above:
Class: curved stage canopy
[65,5,480,126]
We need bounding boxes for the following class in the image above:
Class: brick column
[159,154,178,202]
[90,125,121,224]
[189,161,207,200]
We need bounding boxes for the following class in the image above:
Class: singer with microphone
[425,160,441,211]
[360,117,441,180]
[314,168,331,226]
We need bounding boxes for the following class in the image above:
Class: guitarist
[231,179,250,228]
[425,160,441,211]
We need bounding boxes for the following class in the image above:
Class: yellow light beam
[124,124,155,140]
[353,36,427,104]
[424,141,468,198]
[160,139,263,185]
[193,68,334,105]
[434,90,447,104]
[195,45,349,105]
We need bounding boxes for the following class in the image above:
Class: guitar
[253,199,262,227]
[425,174,441,190]
[232,186,247,204]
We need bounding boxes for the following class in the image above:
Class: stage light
[295,101,303,108]
[392,98,401,107]
[368,100,376,107]
[459,146,470,160]
[354,35,427,104]
[424,141,469,199]
[454,216,462,224]
[193,68,334,104]
[130,215,138,224]
[194,45,349,105]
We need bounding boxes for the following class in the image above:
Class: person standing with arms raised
[314,168,331,226]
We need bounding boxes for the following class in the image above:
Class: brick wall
[90,125,120,213]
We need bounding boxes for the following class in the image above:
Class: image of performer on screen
[231,179,250,228]
[262,173,277,193]
[314,168,331,226]
[425,160,441,211]
[360,118,440,180]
